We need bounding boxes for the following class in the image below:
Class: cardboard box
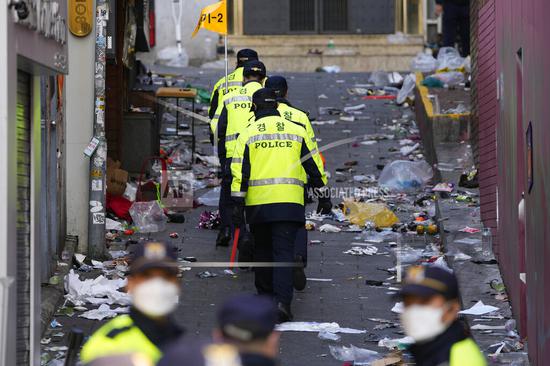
[107,158,129,196]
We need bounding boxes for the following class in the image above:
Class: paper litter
[391,302,404,314]
[79,304,130,320]
[319,224,342,233]
[377,336,415,350]
[106,218,124,231]
[276,322,366,334]
[459,301,500,316]
[64,270,131,306]
[318,330,341,341]
[343,246,379,256]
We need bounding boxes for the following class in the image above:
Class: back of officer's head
[159,340,242,366]
[251,88,278,114]
[265,76,288,99]
[127,242,181,319]
[214,294,280,358]
[242,60,266,83]
[237,48,259,67]
[398,265,462,342]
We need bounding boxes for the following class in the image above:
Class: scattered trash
[129,201,168,233]
[197,187,221,206]
[391,302,404,314]
[318,330,341,342]
[106,218,124,231]
[79,304,129,320]
[320,65,342,73]
[64,270,130,306]
[329,344,380,364]
[196,271,218,279]
[444,103,469,114]
[410,52,437,73]
[343,201,400,228]
[396,73,416,105]
[377,336,415,350]
[400,143,420,156]
[436,47,466,72]
[432,182,455,192]
[169,232,179,239]
[343,104,366,113]
[50,319,62,328]
[454,238,482,245]
[308,278,333,282]
[459,301,500,316]
[378,160,433,192]
[344,246,379,256]
[368,71,403,87]
[198,210,221,229]
[319,224,342,233]
[459,226,481,234]
[276,322,366,334]
[425,71,465,87]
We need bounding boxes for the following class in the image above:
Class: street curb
[40,236,78,336]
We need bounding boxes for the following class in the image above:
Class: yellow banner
[192,1,227,37]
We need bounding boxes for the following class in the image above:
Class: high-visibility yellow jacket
[213,81,263,160]
[80,315,161,364]
[449,338,487,366]
[208,67,244,120]
[230,110,328,223]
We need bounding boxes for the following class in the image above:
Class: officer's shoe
[293,256,307,291]
[216,227,231,247]
[277,303,294,323]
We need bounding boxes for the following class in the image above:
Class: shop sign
[68,0,93,37]
[12,0,67,44]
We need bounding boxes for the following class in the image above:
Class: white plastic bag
[378,160,433,192]
[396,73,416,105]
[197,187,221,206]
[410,52,438,73]
[156,46,189,68]
[129,201,168,233]
[437,47,465,71]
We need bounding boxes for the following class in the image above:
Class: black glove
[232,204,244,226]
[316,198,332,215]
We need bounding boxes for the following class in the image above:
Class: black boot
[216,227,231,247]
[277,302,294,323]
[293,255,307,291]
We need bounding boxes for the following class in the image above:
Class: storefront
[0,1,68,364]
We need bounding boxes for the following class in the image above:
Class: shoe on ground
[277,302,294,323]
[293,256,307,291]
[216,227,231,247]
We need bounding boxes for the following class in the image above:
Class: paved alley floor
[42,70,438,365]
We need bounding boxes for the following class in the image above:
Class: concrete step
[227,35,423,72]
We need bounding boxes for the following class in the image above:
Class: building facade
[0,1,69,365]
[472,0,550,364]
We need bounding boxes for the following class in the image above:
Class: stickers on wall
[91,179,103,191]
[84,137,100,157]
[92,212,105,225]
[89,200,103,213]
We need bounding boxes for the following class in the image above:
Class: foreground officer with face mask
[80,242,183,364]
[230,88,330,322]
[398,265,486,366]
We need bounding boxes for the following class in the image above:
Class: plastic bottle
[327,39,335,49]
[482,227,493,258]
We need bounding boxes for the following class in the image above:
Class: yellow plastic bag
[343,200,400,228]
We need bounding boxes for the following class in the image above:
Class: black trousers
[251,221,301,305]
[218,172,233,229]
[294,226,308,266]
[442,3,470,57]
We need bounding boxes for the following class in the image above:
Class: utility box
[121,112,159,174]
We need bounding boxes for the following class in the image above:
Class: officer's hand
[209,131,214,145]
[316,198,333,215]
[232,205,244,226]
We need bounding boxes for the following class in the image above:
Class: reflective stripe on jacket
[208,67,244,121]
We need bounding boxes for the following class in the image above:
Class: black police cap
[251,88,278,111]
[398,265,459,300]
[265,76,288,97]
[243,60,266,79]
[217,294,278,342]
[237,48,259,66]
[129,241,179,275]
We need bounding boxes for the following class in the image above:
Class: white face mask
[400,304,449,342]
[131,277,180,317]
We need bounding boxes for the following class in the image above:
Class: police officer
[265,75,329,291]
[213,294,280,366]
[398,265,486,366]
[230,88,331,322]
[209,49,259,120]
[80,242,183,364]
[212,61,267,248]
[159,342,242,366]
[435,0,470,57]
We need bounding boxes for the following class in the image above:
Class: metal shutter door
[16,70,31,365]
[321,0,348,32]
[243,0,290,35]
[348,0,395,34]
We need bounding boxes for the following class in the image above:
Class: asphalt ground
[41,69,439,365]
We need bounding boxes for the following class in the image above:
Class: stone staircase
[228,34,424,72]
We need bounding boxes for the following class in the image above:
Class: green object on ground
[422,77,444,88]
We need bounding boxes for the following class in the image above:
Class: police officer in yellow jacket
[398,265,487,366]
[208,49,259,120]
[230,88,331,322]
[212,61,266,248]
[80,242,183,364]
[265,75,327,291]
